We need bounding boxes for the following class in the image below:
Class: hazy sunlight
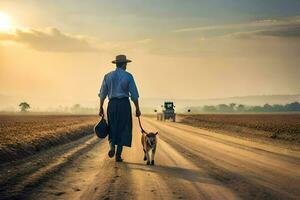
[0,1,300,200]
[0,12,12,32]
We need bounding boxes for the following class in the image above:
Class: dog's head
[146,132,158,147]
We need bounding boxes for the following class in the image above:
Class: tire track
[0,135,98,200]
[145,119,297,200]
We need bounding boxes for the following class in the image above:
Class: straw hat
[112,54,132,64]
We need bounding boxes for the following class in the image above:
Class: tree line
[201,102,300,113]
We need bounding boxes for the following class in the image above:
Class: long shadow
[123,161,219,185]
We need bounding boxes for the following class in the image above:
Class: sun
[0,12,12,32]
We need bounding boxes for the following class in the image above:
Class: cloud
[174,23,249,33]
[254,16,300,26]
[136,38,153,44]
[174,16,300,39]
[0,27,98,52]
[257,26,300,37]
[174,16,300,33]
[229,25,300,39]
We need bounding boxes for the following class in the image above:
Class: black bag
[94,116,108,139]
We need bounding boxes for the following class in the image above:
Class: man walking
[98,55,141,162]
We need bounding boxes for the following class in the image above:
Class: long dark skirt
[107,98,132,147]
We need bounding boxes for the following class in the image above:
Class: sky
[0,0,300,110]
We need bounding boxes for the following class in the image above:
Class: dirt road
[1,118,299,200]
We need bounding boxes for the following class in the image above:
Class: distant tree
[250,106,263,112]
[272,104,285,112]
[70,104,96,114]
[263,103,273,112]
[229,103,236,111]
[71,104,81,113]
[236,104,246,112]
[64,106,70,113]
[285,102,300,112]
[19,102,30,112]
[202,105,217,112]
[198,101,300,114]
[218,104,233,112]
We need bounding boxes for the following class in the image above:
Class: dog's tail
[138,117,147,134]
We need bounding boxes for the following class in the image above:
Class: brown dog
[141,132,158,165]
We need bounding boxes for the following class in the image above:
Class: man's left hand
[136,109,141,117]
[99,107,104,117]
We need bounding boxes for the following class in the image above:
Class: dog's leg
[151,146,156,165]
[146,150,150,165]
[143,149,147,161]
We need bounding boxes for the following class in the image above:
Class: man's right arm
[98,76,108,116]
[99,98,105,117]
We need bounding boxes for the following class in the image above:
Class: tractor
[157,102,176,122]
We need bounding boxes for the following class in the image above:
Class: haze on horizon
[0,0,300,110]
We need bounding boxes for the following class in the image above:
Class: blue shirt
[99,68,139,101]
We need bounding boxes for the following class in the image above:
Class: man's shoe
[108,148,115,158]
[115,156,123,162]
